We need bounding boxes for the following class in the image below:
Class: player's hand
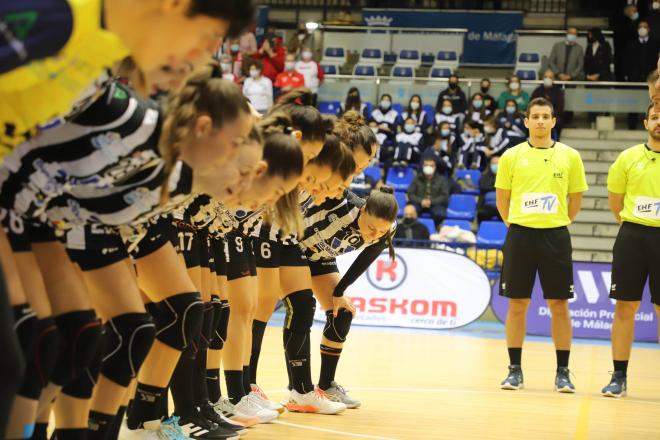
[333,296,356,317]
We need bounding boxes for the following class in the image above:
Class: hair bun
[379,185,394,195]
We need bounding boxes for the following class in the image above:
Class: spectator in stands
[242,59,273,114]
[226,37,245,80]
[407,158,451,227]
[287,22,313,56]
[497,99,527,142]
[349,169,378,198]
[547,27,585,81]
[531,70,565,139]
[393,116,425,167]
[274,53,305,98]
[647,1,660,43]
[477,156,501,222]
[403,95,430,133]
[612,4,640,81]
[482,78,498,112]
[497,75,530,111]
[436,74,467,113]
[222,30,257,57]
[295,46,324,106]
[371,120,396,170]
[584,27,614,82]
[395,204,432,240]
[371,93,402,134]
[434,99,465,134]
[483,116,513,157]
[625,20,660,128]
[253,34,285,82]
[219,54,239,83]
[423,121,456,176]
[467,93,493,125]
[339,87,369,118]
[456,120,487,171]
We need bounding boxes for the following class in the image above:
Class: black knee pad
[100,313,156,387]
[61,325,106,399]
[51,310,103,387]
[199,304,214,350]
[210,296,223,337]
[18,317,60,399]
[283,290,316,333]
[13,303,38,350]
[323,309,353,343]
[209,300,229,350]
[154,292,204,351]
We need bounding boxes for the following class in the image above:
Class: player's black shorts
[308,258,339,277]
[197,229,211,269]
[209,237,228,277]
[499,224,574,300]
[169,220,201,269]
[64,225,129,271]
[1,208,31,252]
[225,231,256,280]
[610,222,660,305]
[253,237,308,268]
[125,217,172,260]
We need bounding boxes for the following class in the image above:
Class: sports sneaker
[279,388,292,406]
[178,414,239,439]
[554,367,576,393]
[501,365,524,390]
[323,381,361,409]
[199,403,248,435]
[601,371,627,398]
[211,398,259,427]
[234,395,279,423]
[119,419,173,439]
[161,416,191,440]
[251,383,285,413]
[287,387,347,414]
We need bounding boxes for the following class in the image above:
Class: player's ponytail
[365,185,398,259]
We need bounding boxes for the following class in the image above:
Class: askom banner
[491,262,658,342]
[314,247,491,329]
[361,9,523,66]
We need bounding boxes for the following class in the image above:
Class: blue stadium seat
[455,169,482,195]
[515,69,537,80]
[484,191,497,206]
[399,49,420,60]
[421,52,435,65]
[384,51,398,64]
[318,101,341,115]
[363,165,382,183]
[385,167,415,192]
[436,51,458,61]
[418,217,436,235]
[364,102,374,115]
[442,219,472,232]
[360,48,383,65]
[394,191,407,217]
[518,52,540,63]
[392,103,403,114]
[477,221,508,247]
[430,67,452,78]
[353,65,377,76]
[324,47,345,58]
[321,64,338,75]
[422,104,435,124]
[446,194,477,220]
[392,66,414,77]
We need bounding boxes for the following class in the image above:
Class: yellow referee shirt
[495,141,589,228]
[607,144,660,227]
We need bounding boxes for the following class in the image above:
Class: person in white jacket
[294,47,324,106]
[242,59,273,114]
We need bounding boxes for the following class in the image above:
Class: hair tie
[380,186,394,195]
[283,126,293,135]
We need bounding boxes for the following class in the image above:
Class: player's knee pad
[13,303,38,356]
[154,292,204,351]
[100,313,156,387]
[283,290,316,333]
[209,300,229,350]
[323,309,353,343]
[199,304,214,350]
[18,317,60,400]
[61,325,105,399]
[51,310,103,387]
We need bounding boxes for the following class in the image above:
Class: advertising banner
[362,9,523,66]
[491,262,658,342]
[314,248,491,329]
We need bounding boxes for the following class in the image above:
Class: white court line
[271,420,398,440]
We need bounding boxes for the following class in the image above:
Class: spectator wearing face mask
[625,20,660,128]
[434,99,465,134]
[218,54,239,83]
[477,156,502,222]
[225,37,245,80]
[393,117,425,167]
[395,204,432,240]
[242,60,273,114]
[402,95,430,133]
[497,99,527,141]
[479,78,498,113]
[423,121,456,176]
[407,159,451,227]
[436,74,467,113]
[370,93,402,134]
[497,75,530,111]
[584,27,614,82]
[482,116,512,157]
[532,70,565,139]
[613,4,640,81]
[456,120,488,171]
[274,53,305,98]
[294,46,324,106]
[467,93,493,125]
[547,27,585,81]
[339,87,369,118]
[253,35,286,82]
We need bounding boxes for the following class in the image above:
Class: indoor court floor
[247,317,660,440]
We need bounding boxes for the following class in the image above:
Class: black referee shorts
[65,225,129,272]
[308,258,339,277]
[225,231,256,280]
[253,237,308,268]
[499,224,574,300]
[610,222,660,305]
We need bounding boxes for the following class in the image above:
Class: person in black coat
[584,27,614,82]
[435,74,467,114]
[395,204,432,240]
[625,20,660,128]
[477,156,502,222]
[612,3,640,81]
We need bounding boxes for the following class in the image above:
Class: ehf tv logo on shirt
[366,252,407,291]
[521,192,559,214]
[634,197,660,220]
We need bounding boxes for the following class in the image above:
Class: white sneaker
[250,383,285,413]
[211,398,260,427]
[287,387,347,414]
[119,419,175,439]
[324,381,362,409]
[279,388,292,406]
[234,395,279,423]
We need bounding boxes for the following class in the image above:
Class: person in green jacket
[498,75,530,111]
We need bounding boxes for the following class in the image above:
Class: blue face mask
[380,100,391,110]
[506,106,516,115]
[473,100,483,109]
[490,164,498,174]
[442,106,452,115]
[230,44,240,52]
[404,124,415,133]
[566,34,577,44]
[440,128,451,137]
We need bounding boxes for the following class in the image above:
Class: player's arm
[608,192,624,224]
[496,188,511,227]
[567,192,583,221]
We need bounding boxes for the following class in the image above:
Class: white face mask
[566,34,577,44]
[410,101,420,110]
[631,12,640,21]
[404,123,415,133]
[380,100,391,110]
[301,51,313,61]
[423,165,435,176]
[509,81,520,91]
[220,62,232,73]
[543,77,554,88]
[249,69,260,79]
[285,61,296,71]
[639,27,649,38]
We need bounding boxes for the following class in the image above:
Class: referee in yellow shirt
[601,104,660,398]
[495,97,589,392]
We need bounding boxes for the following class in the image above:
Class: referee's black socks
[508,347,522,366]
[613,360,629,376]
[556,350,570,368]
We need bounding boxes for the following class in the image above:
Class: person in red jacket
[253,35,285,82]
[274,54,306,98]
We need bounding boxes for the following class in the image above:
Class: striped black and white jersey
[0,80,163,229]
